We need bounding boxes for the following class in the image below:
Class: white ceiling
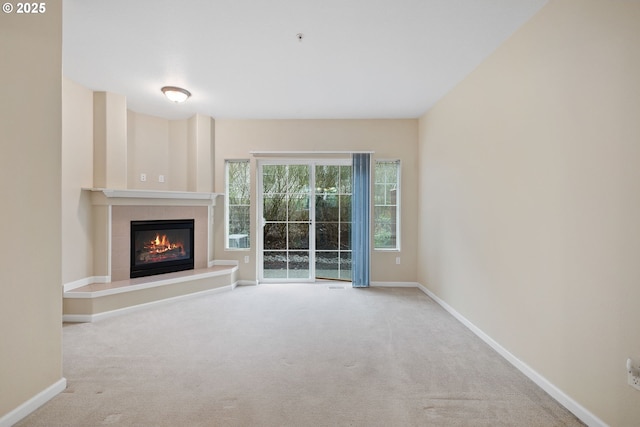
[63,0,547,120]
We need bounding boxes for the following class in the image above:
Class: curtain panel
[351,153,371,287]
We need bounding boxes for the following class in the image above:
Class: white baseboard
[0,378,66,427]
[63,284,236,323]
[236,280,258,286]
[370,281,420,288]
[416,283,607,427]
[63,276,110,292]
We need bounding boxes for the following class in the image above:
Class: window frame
[225,159,251,251]
[373,159,401,251]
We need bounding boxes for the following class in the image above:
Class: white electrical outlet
[396,257,401,265]
[244,256,250,264]
[158,175,165,183]
[627,358,640,391]
[140,173,147,182]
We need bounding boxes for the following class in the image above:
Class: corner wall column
[93,92,127,189]
[187,114,215,192]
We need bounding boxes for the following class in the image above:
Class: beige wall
[127,110,214,192]
[62,78,95,285]
[214,119,419,283]
[168,119,189,190]
[188,114,215,193]
[0,1,64,419]
[417,0,640,425]
[128,111,170,190]
[94,92,127,189]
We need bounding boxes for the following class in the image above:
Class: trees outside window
[374,160,400,250]
[226,160,250,249]
[315,164,352,280]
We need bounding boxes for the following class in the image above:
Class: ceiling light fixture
[161,86,191,103]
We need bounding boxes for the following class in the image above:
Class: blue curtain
[351,153,371,287]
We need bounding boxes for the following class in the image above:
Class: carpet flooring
[17,284,585,426]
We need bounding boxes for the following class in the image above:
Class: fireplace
[130,219,195,278]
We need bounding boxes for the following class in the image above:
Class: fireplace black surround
[130,219,195,278]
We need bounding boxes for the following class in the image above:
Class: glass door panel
[261,164,311,281]
[315,164,351,281]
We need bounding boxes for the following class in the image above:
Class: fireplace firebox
[130,219,195,278]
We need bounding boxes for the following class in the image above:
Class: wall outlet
[396,257,401,265]
[158,175,165,183]
[244,256,250,264]
[140,173,147,182]
[627,358,640,391]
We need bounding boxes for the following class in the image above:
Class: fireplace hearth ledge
[63,264,239,323]
[65,265,237,298]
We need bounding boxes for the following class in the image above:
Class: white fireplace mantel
[84,188,223,206]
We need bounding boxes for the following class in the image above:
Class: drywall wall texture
[127,111,214,192]
[62,78,95,286]
[0,1,64,419]
[127,110,170,190]
[418,0,640,425]
[94,92,127,189]
[214,119,419,283]
[189,114,215,193]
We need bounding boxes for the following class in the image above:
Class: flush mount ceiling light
[161,86,191,103]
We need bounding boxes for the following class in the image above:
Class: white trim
[0,378,67,427]
[259,278,316,284]
[207,205,215,265]
[370,281,420,288]
[83,188,222,207]
[85,188,222,201]
[63,284,237,323]
[106,205,112,278]
[416,283,607,427]
[373,159,401,251]
[237,280,258,286]
[251,150,374,157]
[63,276,110,292]
[257,158,352,166]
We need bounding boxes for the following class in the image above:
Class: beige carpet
[17,284,584,426]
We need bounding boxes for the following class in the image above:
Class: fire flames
[144,234,185,256]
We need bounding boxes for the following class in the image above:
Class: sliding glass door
[258,160,351,282]
[314,164,352,281]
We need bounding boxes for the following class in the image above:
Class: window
[225,160,250,249]
[374,160,400,250]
